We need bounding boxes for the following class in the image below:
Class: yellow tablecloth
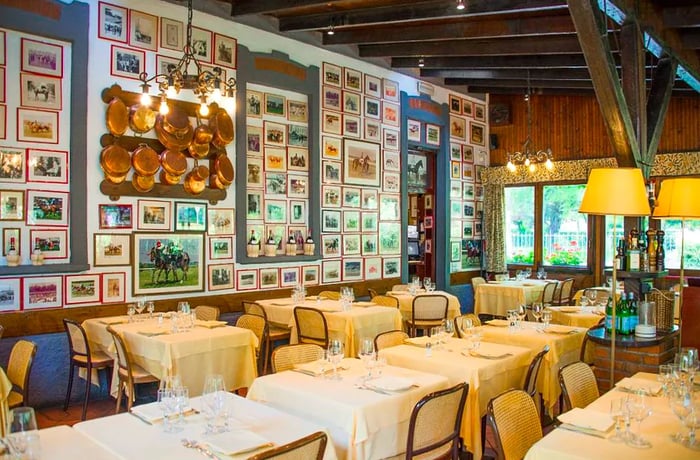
[387,290,462,322]
[82,316,258,395]
[474,280,548,317]
[0,367,11,438]
[548,306,605,328]
[379,339,532,460]
[247,358,449,460]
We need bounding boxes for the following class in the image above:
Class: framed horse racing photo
[343,139,380,186]
[132,233,204,295]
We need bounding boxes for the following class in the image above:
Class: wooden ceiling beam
[646,56,678,171]
[230,0,344,16]
[620,20,647,171]
[661,6,700,28]
[444,77,594,88]
[680,30,700,49]
[392,55,592,68]
[422,68,591,79]
[463,86,595,95]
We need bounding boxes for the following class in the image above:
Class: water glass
[444,318,455,339]
[658,364,674,395]
[174,386,190,427]
[541,310,552,331]
[532,303,543,322]
[7,407,40,459]
[135,298,146,317]
[202,374,227,434]
[423,277,432,290]
[670,387,694,443]
[146,301,155,318]
[609,397,629,442]
[328,340,345,380]
[358,338,375,379]
[178,301,191,315]
[506,309,518,332]
[585,289,598,305]
[158,388,180,433]
[626,390,652,448]
[127,304,136,323]
[516,304,527,328]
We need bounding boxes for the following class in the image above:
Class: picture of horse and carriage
[133,233,204,295]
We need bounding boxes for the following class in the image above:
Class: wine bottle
[8,237,16,254]
[628,292,638,333]
[288,232,296,245]
[248,230,258,245]
[267,231,275,245]
[605,295,613,333]
[629,227,639,250]
[306,229,314,244]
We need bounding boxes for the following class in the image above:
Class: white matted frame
[0,278,21,312]
[17,108,59,144]
[20,73,62,110]
[175,201,207,232]
[280,267,300,287]
[26,149,68,184]
[138,199,171,230]
[65,274,100,305]
[128,9,158,51]
[208,263,234,291]
[94,233,131,266]
[236,269,258,291]
[343,258,363,281]
[343,139,380,186]
[110,45,144,80]
[382,78,399,102]
[24,275,63,310]
[382,257,401,278]
[99,2,128,43]
[21,38,63,77]
[30,229,67,259]
[207,208,234,235]
[209,236,233,260]
[26,189,68,226]
[0,148,25,183]
[323,62,342,87]
[259,268,279,289]
[302,265,319,286]
[213,33,237,69]
[160,17,183,51]
[101,272,126,303]
[322,259,341,284]
[364,257,382,280]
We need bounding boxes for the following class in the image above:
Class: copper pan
[160,149,187,176]
[188,141,210,160]
[213,154,234,186]
[155,116,194,151]
[210,109,234,148]
[100,144,131,177]
[162,107,191,136]
[129,104,156,134]
[193,123,214,145]
[105,97,129,136]
[184,164,209,195]
[159,169,182,185]
[132,173,155,193]
[104,172,128,185]
[132,144,160,176]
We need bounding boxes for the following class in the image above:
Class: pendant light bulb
[139,91,151,106]
[210,87,222,103]
[545,158,553,170]
[222,96,236,114]
[159,98,170,115]
[507,160,516,172]
[456,0,466,10]
[199,101,210,117]
[166,85,177,98]
[529,163,536,173]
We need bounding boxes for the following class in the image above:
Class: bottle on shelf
[615,239,627,271]
[286,231,297,256]
[629,228,639,250]
[248,230,258,245]
[246,230,260,258]
[288,232,296,245]
[306,229,314,244]
[618,292,630,335]
[267,230,275,245]
[656,230,666,271]
[639,233,649,271]
[628,292,638,333]
[605,295,614,333]
[264,230,277,257]
[304,228,315,256]
[6,237,19,266]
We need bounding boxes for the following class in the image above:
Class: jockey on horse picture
[149,240,190,284]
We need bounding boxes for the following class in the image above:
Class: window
[659,219,700,269]
[542,184,588,267]
[505,186,534,264]
[603,215,625,267]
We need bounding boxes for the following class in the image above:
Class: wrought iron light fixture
[137,0,236,117]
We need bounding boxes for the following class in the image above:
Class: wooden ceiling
[227,0,700,97]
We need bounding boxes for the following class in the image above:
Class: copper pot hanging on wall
[184,164,209,195]
[128,104,156,134]
[100,144,131,184]
[209,154,234,190]
[210,108,234,148]
[105,97,129,137]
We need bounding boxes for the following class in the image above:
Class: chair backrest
[271,344,325,373]
[317,290,340,300]
[523,345,550,398]
[487,389,543,460]
[494,274,509,281]
[293,307,329,348]
[580,318,605,364]
[368,288,378,299]
[471,277,486,289]
[391,284,410,292]
[554,278,575,305]
[106,326,133,382]
[412,295,448,321]
[372,295,399,308]
[541,281,558,305]
[236,313,268,353]
[248,431,327,460]
[374,330,408,351]
[243,301,267,319]
[559,361,600,411]
[63,318,90,359]
[0,325,4,340]
[406,382,469,459]
[7,340,37,406]
[454,314,481,338]
[194,305,220,321]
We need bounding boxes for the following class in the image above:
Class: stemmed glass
[358,338,375,380]
[202,374,227,434]
[516,304,527,328]
[626,390,652,448]
[135,298,146,318]
[158,388,180,433]
[609,397,629,442]
[532,303,543,323]
[670,387,694,443]
[328,340,345,380]
[444,318,455,340]
[540,310,552,331]
[585,289,598,306]
[127,304,136,323]
[7,407,40,458]
[146,300,155,319]
[423,277,432,291]
[683,407,700,450]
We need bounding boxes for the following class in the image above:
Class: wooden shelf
[100,180,226,205]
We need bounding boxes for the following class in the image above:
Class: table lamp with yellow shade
[579,168,650,390]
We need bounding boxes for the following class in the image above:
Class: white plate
[367,376,414,392]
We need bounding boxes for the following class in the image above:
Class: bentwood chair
[317,290,340,300]
[243,301,291,374]
[371,295,399,308]
[374,330,408,351]
[293,307,329,348]
[63,319,113,420]
[248,431,327,460]
[523,345,550,424]
[236,314,268,375]
[7,340,37,409]
[580,317,605,365]
[107,326,159,413]
[406,294,448,337]
[368,288,378,299]
[487,389,543,460]
[540,281,559,306]
[454,313,481,338]
[271,344,325,373]
[472,276,486,290]
[553,278,575,306]
[194,305,220,321]
[391,284,410,292]
[405,382,469,460]
[558,361,600,411]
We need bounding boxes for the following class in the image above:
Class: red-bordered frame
[259,267,280,289]
[208,263,234,291]
[17,108,59,144]
[26,189,69,226]
[301,265,320,286]
[110,44,145,81]
[209,235,233,260]
[21,37,63,78]
[26,148,68,184]
[30,228,68,259]
[23,275,63,310]
[280,266,300,288]
[101,272,126,303]
[98,203,133,229]
[64,274,101,305]
[98,1,128,43]
[236,269,258,291]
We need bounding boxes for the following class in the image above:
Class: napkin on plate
[129,403,195,423]
[353,301,375,307]
[206,430,273,455]
[404,336,431,347]
[99,317,129,325]
[557,408,614,436]
[293,359,330,376]
[615,377,664,396]
[366,376,414,392]
[485,319,509,327]
[137,327,169,337]
[195,320,228,328]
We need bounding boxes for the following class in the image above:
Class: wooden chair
[406,294,448,337]
[541,281,559,306]
[243,301,291,374]
[317,290,340,300]
[293,307,329,348]
[553,278,575,306]
[523,345,550,424]
[248,431,327,460]
[63,319,113,420]
[6,340,37,409]
[194,305,220,321]
[374,330,408,351]
[0,325,4,340]
[454,313,481,338]
[405,382,469,459]
[106,326,159,413]
[271,344,325,373]
[368,288,378,299]
[580,317,605,365]
[371,295,399,308]
[487,389,543,460]
[559,361,599,411]
[391,284,410,292]
[236,314,268,375]
[472,276,486,290]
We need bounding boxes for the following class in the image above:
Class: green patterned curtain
[484,183,506,273]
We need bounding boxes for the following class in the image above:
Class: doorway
[407,148,436,281]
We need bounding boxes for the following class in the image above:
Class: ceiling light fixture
[418,57,425,68]
[327,24,335,35]
[456,0,466,10]
[137,0,236,117]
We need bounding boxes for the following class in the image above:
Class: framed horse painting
[343,139,380,186]
[407,152,429,191]
[132,232,204,295]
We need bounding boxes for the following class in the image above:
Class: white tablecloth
[246,358,449,460]
[548,306,605,328]
[475,280,549,317]
[387,290,462,323]
[33,425,119,459]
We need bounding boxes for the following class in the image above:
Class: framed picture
[451,241,461,262]
[288,225,306,255]
[287,100,308,123]
[462,99,473,117]
[0,68,3,103]
[383,150,400,172]
[450,181,461,198]
[26,149,67,183]
[0,31,3,66]
[160,17,183,51]
[280,267,300,288]
[463,220,474,238]
[364,74,381,98]
[133,232,204,295]
[0,105,5,140]
[246,191,263,220]
[0,148,25,183]
[322,136,342,160]
[322,209,341,232]
[451,161,461,179]
[342,91,361,115]
[407,152,428,190]
[322,234,341,258]
[110,45,145,80]
[476,201,484,220]
[365,257,382,280]
[407,119,421,142]
[450,143,462,161]
[383,128,399,150]
[246,126,262,155]
[128,10,157,51]
[155,54,178,76]
[246,90,262,118]
[322,86,341,111]
[343,259,363,281]
[175,202,207,232]
[101,272,126,303]
[191,27,212,63]
[379,194,400,221]
[449,94,462,114]
[65,274,100,305]
[475,164,484,183]
[476,149,489,165]
[343,210,360,232]
[287,175,308,198]
[99,2,128,43]
[302,265,319,286]
[207,208,234,235]
[137,199,171,231]
[288,124,309,147]
[322,260,341,284]
[463,201,476,218]
[425,239,433,254]
[361,189,378,210]
[289,200,306,224]
[0,278,20,312]
[382,78,399,102]
[362,234,378,256]
[17,108,59,144]
[364,97,381,120]
[264,199,287,223]
[343,67,362,91]
[424,194,433,210]
[264,93,286,117]
[322,110,342,135]
[382,101,399,126]
[265,172,287,196]
[26,189,68,226]
[470,121,486,146]
[378,222,401,254]
[99,204,132,229]
[342,187,361,208]
[247,157,263,188]
[21,38,63,77]
[259,268,279,289]
[288,147,309,172]
[214,33,237,68]
[204,263,233,291]
[343,139,380,186]
[474,222,483,238]
[2,228,20,256]
[451,220,462,239]
[463,183,474,199]
[209,236,233,260]
[264,121,287,147]
[463,163,474,182]
[24,276,63,310]
[343,114,361,138]
[94,233,131,266]
[364,119,381,143]
[20,73,61,110]
[424,215,433,229]
[426,124,441,146]
[474,103,486,122]
[463,145,474,163]
[450,116,467,141]
[322,160,342,183]
[1,190,25,221]
[382,257,401,278]
[362,212,378,232]
[383,172,400,193]
[236,269,258,291]
[475,184,484,199]
[323,62,342,87]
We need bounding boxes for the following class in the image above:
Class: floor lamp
[652,178,700,351]
[579,168,650,390]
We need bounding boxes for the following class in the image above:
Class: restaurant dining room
[0,0,699,458]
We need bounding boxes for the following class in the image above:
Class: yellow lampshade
[652,178,700,219]
[579,168,650,216]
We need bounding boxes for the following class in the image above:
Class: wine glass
[444,318,455,340]
[541,310,552,331]
[146,300,155,318]
[609,397,628,442]
[358,338,375,380]
[423,277,432,290]
[683,406,700,450]
[328,340,345,380]
[532,303,543,323]
[516,304,527,327]
[135,298,146,318]
[670,387,694,443]
[127,304,136,323]
[585,289,598,306]
[7,407,40,458]
[158,388,180,433]
[626,390,652,448]
[174,386,190,428]
[202,374,227,434]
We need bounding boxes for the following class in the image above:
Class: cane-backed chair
[317,291,340,300]
[523,345,550,423]
[248,431,327,460]
[391,284,410,292]
[271,344,325,373]
[472,276,486,290]
[553,278,575,306]
[371,295,399,308]
[454,314,482,338]
[374,330,409,351]
[487,389,543,460]
[368,288,378,299]
[580,318,605,365]
[293,307,329,348]
[6,340,37,409]
[194,305,220,321]
[559,361,600,411]
[406,294,448,337]
[236,314,268,374]
[541,281,559,306]
[243,301,291,374]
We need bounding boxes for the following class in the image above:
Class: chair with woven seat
[107,326,159,413]
[454,313,481,338]
[236,314,268,375]
[271,344,325,373]
[243,301,291,374]
[406,294,448,337]
[371,295,399,308]
[559,361,599,411]
[405,382,469,459]
[368,288,378,299]
[374,330,408,351]
[391,284,410,292]
[6,340,37,409]
[63,319,113,420]
[194,305,220,321]
[472,276,486,290]
[540,281,559,307]
[487,389,543,460]
[293,307,329,348]
[248,430,327,460]
[580,318,605,366]
[317,290,340,300]
[553,278,575,306]
[523,345,550,424]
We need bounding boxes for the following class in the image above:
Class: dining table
[74,392,338,459]
[246,356,450,460]
[255,297,403,357]
[525,372,695,459]
[379,337,533,460]
[548,306,606,328]
[386,289,462,322]
[82,315,258,395]
[9,425,120,459]
[474,279,550,317]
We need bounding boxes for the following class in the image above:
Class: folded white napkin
[366,376,414,392]
[558,408,614,434]
[130,403,194,423]
[353,301,375,307]
[404,336,431,347]
[100,317,129,325]
[137,327,169,337]
[615,377,664,396]
[485,319,509,327]
[545,325,579,334]
[206,430,273,455]
[195,320,227,328]
[293,359,329,376]
[461,350,513,360]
